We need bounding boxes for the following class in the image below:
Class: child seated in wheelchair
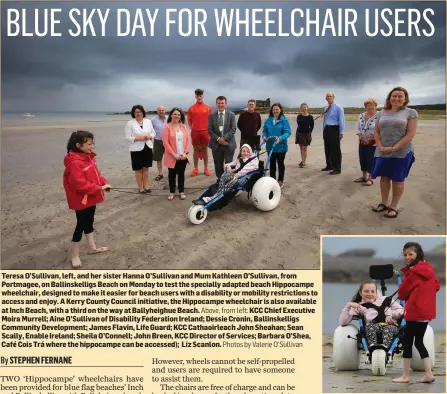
[339,280,404,349]
[202,144,259,203]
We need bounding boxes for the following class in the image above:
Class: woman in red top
[393,242,440,384]
[63,131,111,268]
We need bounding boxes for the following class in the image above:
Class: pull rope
[110,186,208,196]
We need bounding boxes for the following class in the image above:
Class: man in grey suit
[208,96,237,181]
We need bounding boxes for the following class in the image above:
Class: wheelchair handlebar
[260,137,278,175]
[258,136,278,150]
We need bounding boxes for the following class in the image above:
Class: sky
[322,236,446,258]
[2,1,446,112]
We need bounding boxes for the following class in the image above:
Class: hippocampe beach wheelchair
[187,138,282,225]
[332,264,436,376]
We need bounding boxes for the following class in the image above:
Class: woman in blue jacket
[262,103,291,188]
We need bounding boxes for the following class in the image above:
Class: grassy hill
[112,104,446,120]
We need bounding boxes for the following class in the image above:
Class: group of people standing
[124,104,190,200]
[296,87,418,220]
[123,86,418,220]
[123,89,296,196]
[62,86,418,267]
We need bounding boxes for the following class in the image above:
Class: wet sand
[323,333,446,393]
[1,116,445,269]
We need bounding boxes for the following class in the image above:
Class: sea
[1,111,127,122]
[1,108,246,123]
[323,283,446,334]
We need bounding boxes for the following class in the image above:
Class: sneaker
[202,196,212,203]
[278,181,284,188]
[204,168,211,176]
[191,168,199,177]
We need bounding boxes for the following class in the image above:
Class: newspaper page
[1,270,321,394]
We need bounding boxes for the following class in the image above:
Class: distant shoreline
[323,254,446,284]
[108,104,446,117]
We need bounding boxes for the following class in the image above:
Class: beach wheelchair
[332,264,436,376]
[187,138,281,225]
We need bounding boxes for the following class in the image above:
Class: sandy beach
[323,333,446,393]
[1,115,445,270]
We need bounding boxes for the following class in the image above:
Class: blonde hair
[364,98,378,108]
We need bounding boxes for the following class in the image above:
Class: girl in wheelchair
[202,144,259,203]
[339,280,404,349]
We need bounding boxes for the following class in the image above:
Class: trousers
[323,125,342,171]
[403,321,429,359]
[269,152,286,182]
[168,159,187,193]
[73,205,96,242]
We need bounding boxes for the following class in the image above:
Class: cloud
[253,62,284,76]
[1,2,445,111]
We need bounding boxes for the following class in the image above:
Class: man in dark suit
[208,96,237,181]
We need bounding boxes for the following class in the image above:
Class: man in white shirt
[151,106,167,181]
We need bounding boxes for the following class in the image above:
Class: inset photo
[322,236,446,393]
